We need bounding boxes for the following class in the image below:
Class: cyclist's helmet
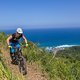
[16,28,23,34]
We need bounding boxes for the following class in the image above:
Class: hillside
[0,32,48,80]
[0,32,80,80]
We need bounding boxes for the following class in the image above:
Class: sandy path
[1,47,48,80]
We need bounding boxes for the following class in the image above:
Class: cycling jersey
[10,33,23,43]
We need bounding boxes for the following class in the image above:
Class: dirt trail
[1,47,48,80]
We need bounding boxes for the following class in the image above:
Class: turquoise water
[2,28,80,47]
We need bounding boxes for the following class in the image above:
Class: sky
[0,0,80,29]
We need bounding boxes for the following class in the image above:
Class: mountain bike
[12,46,27,75]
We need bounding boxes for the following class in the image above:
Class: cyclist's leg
[15,42,21,55]
[15,42,20,48]
[15,42,22,57]
[10,42,15,63]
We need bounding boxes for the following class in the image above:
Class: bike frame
[11,46,27,75]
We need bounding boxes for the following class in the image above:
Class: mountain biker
[6,28,28,64]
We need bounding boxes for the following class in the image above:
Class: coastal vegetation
[0,32,80,80]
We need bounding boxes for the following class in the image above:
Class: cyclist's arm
[6,35,12,45]
[22,35,28,43]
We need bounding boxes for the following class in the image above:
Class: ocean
[1,28,80,48]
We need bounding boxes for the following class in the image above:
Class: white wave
[55,45,77,49]
[45,47,53,51]
[45,44,79,52]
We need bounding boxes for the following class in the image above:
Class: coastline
[44,44,80,52]
[44,44,80,58]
